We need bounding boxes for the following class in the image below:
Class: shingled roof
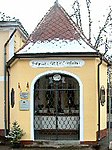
[17,1,96,54]
[30,2,80,42]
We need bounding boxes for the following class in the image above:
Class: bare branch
[94,7,112,49]
[86,0,92,42]
[72,0,83,32]
[71,1,112,53]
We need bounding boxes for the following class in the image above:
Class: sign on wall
[19,100,30,111]
[20,92,29,99]
[29,60,85,68]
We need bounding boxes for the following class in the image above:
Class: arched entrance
[33,72,81,140]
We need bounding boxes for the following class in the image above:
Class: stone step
[24,140,95,149]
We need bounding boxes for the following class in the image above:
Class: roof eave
[0,21,29,38]
[16,52,99,58]
[7,52,99,67]
[7,51,110,67]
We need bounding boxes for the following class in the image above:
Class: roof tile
[29,2,81,43]
[17,2,96,54]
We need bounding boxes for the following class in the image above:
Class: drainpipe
[4,29,17,136]
[97,54,102,142]
[108,64,111,147]
[7,67,10,133]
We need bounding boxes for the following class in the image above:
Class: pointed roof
[17,2,96,54]
[30,2,80,42]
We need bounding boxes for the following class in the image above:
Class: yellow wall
[0,29,27,131]
[0,31,9,74]
[9,57,107,142]
[0,30,9,130]
[14,30,26,53]
[100,61,107,130]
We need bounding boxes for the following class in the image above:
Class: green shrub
[8,121,25,144]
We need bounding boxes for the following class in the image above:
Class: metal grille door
[34,74,80,140]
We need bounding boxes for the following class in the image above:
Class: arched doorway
[33,72,80,140]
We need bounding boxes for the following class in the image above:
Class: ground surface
[0,134,111,150]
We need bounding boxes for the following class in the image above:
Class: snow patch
[17,39,96,54]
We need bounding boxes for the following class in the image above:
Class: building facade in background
[0,13,28,136]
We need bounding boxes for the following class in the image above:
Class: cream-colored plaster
[9,57,108,142]
[100,62,107,130]
[0,30,10,130]
[0,83,4,129]
[0,29,27,132]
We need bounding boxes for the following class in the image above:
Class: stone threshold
[24,140,92,149]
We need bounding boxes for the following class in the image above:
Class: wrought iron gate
[34,74,80,140]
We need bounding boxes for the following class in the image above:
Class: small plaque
[19,100,30,111]
[20,92,29,99]
[53,74,61,81]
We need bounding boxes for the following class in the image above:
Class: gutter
[4,29,17,136]
[97,54,103,142]
[7,52,99,67]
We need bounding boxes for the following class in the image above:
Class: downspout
[4,29,17,136]
[97,54,102,142]
[7,67,10,133]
